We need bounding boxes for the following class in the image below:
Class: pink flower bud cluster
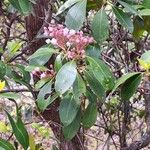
[32,65,55,79]
[44,23,94,60]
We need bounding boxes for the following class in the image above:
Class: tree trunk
[25,1,84,149]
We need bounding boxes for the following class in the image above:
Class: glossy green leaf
[65,0,87,30]
[0,61,6,79]
[85,70,105,99]
[133,16,145,39]
[59,95,79,126]
[87,57,115,91]
[113,6,134,32]
[28,47,56,65]
[37,93,59,112]
[118,0,138,15]
[0,92,19,99]
[35,78,50,90]
[86,87,97,103]
[18,0,32,15]
[139,9,150,16]
[92,8,109,43]
[86,45,101,58]
[112,72,141,93]
[29,134,36,150]
[7,41,23,53]
[63,109,81,140]
[73,73,86,103]
[57,0,81,15]
[54,54,62,72]
[8,0,21,12]
[52,145,59,150]
[143,16,150,33]
[16,64,31,83]
[142,0,150,9]
[6,111,29,150]
[8,0,32,15]
[121,73,142,100]
[37,81,52,99]
[87,0,103,10]
[0,122,8,133]
[82,103,97,128]
[0,139,15,150]
[55,61,77,95]
[37,81,52,111]
[25,65,47,72]
[140,51,150,64]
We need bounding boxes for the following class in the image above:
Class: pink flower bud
[34,67,40,72]
[32,70,36,75]
[45,39,51,44]
[50,32,54,37]
[76,39,80,43]
[66,42,71,47]
[80,50,85,54]
[40,72,47,79]
[88,37,94,43]
[48,26,53,32]
[51,38,58,45]
[51,19,55,24]
[63,28,69,36]
[69,29,76,35]
[44,31,49,36]
[83,38,88,43]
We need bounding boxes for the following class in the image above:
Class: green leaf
[85,70,105,99]
[118,0,138,15]
[82,103,97,128]
[37,93,59,112]
[52,145,59,150]
[56,0,81,15]
[0,92,19,99]
[0,139,15,150]
[55,61,77,95]
[16,64,31,83]
[7,41,24,53]
[73,73,86,103]
[86,88,97,103]
[18,0,32,15]
[35,78,50,90]
[140,51,150,64]
[133,16,145,39]
[113,6,134,32]
[6,111,29,150]
[8,0,21,12]
[37,81,52,99]
[142,0,150,9]
[37,80,53,111]
[87,57,115,91]
[91,8,109,43]
[143,16,150,33]
[25,65,47,72]
[54,54,62,72]
[86,45,101,58]
[112,72,141,93]
[59,95,79,126]
[29,134,36,150]
[139,9,150,16]
[0,122,8,133]
[63,109,81,140]
[28,47,57,65]
[65,0,87,30]
[121,73,142,100]
[0,61,6,79]
[8,0,32,15]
